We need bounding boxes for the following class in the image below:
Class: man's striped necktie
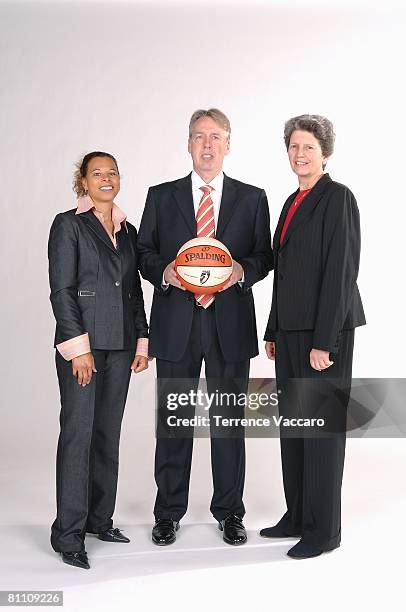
[195,185,215,308]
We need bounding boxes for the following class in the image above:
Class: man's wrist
[161,272,169,290]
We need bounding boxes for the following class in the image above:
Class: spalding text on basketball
[184,253,227,264]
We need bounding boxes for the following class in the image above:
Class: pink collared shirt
[56,196,149,360]
[76,194,127,247]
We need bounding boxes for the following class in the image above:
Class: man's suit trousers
[154,303,249,523]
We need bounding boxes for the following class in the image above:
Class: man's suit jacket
[137,173,273,362]
[48,209,148,350]
[264,173,366,352]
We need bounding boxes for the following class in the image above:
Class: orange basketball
[175,237,233,294]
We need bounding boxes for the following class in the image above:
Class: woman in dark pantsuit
[48,151,149,569]
[260,115,366,559]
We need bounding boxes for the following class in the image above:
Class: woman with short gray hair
[261,114,366,559]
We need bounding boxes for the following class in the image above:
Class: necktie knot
[200,185,213,196]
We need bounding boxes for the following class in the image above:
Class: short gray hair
[284,114,335,165]
[189,108,231,140]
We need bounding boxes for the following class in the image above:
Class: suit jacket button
[278,273,284,280]
[115,281,121,286]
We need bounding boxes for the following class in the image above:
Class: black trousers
[51,349,134,553]
[154,304,249,523]
[274,329,354,550]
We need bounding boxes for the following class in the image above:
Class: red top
[279,188,312,245]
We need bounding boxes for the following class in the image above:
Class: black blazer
[137,173,273,362]
[48,209,148,351]
[264,174,366,352]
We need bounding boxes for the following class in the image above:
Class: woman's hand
[131,355,149,373]
[310,348,334,371]
[265,341,276,360]
[72,352,97,386]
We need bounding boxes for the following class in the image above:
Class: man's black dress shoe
[219,513,247,545]
[98,527,130,543]
[61,549,90,570]
[287,541,323,559]
[152,519,179,546]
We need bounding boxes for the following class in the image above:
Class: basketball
[175,237,233,294]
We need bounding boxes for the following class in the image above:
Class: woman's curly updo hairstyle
[73,151,119,197]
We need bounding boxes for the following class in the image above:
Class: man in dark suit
[137,108,273,545]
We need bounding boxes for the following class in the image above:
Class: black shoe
[287,541,323,559]
[152,519,179,546]
[260,525,301,538]
[219,513,247,545]
[61,549,90,570]
[260,514,301,538]
[98,527,130,543]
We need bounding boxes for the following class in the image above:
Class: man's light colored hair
[189,108,231,141]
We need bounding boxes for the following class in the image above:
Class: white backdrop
[1,0,405,610]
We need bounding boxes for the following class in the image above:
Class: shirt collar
[191,170,224,194]
[76,195,127,228]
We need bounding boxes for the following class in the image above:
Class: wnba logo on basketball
[200,271,210,285]
[175,237,233,294]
